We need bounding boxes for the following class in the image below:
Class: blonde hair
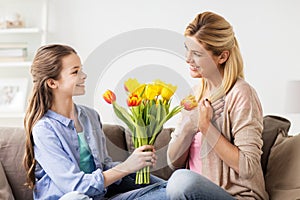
[185,11,244,102]
[23,44,76,189]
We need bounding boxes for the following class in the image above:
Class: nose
[186,51,193,64]
[79,70,87,79]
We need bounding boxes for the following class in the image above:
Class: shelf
[0,61,31,67]
[0,27,41,34]
[0,112,25,118]
[0,0,48,123]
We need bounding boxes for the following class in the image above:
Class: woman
[167,11,269,200]
[23,44,167,200]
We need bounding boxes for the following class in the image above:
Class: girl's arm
[103,145,157,187]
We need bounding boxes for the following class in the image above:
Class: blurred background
[1,0,299,135]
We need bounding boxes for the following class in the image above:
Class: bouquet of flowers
[103,78,182,184]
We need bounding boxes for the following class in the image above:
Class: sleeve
[167,107,199,170]
[169,83,200,143]
[95,110,120,169]
[169,108,199,143]
[87,108,122,185]
[229,84,264,179]
[33,123,107,196]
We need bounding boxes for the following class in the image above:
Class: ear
[46,78,58,89]
[218,51,229,64]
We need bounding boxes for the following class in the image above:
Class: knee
[59,191,90,200]
[166,169,197,198]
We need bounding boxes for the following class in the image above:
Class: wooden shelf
[0,27,41,34]
[0,0,48,124]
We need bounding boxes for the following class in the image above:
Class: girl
[167,11,269,200]
[23,44,167,200]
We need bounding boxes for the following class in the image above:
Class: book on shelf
[0,42,28,62]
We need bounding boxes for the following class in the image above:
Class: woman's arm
[198,99,240,173]
[198,85,263,177]
[201,120,240,173]
[167,131,194,169]
[167,109,199,169]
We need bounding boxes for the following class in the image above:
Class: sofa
[0,115,299,200]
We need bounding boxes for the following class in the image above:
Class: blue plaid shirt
[32,104,119,200]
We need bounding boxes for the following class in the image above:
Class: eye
[72,70,79,74]
[184,44,188,51]
[193,51,201,57]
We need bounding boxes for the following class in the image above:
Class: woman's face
[184,36,223,83]
[57,53,87,97]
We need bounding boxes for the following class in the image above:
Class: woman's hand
[198,98,224,134]
[121,145,157,173]
[198,99,213,134]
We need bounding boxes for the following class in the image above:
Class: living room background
[1,0,300,135]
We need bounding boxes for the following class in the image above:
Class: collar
[45,109,74,128]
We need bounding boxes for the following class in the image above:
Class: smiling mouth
[190,66,200,70]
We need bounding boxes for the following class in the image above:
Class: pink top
[188,132,202,174]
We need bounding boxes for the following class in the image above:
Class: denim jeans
[107,173,167,200]
[59,173,167,200]
[166,169,235,200]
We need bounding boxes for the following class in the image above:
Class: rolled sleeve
[236,127,263,179]
[230,85,264,179]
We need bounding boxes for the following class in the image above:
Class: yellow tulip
[133,84,146,98]
[153,79,164,94]
[145,84,160,100]
[161,84,177,100]
[124,78,141,93]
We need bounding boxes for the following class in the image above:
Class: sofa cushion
[265,133,300,199]
[0,161,14,200]
[103,124,129,162]
[261,115,291,175]
[0,127,33,200]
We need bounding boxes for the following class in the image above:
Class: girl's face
[184,36,223,83]
[57,53,87,97]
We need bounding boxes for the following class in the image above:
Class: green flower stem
[110,97,182,184]
[135,166,150,184]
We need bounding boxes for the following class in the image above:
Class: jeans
[59,173,167,200]
[166,169,235,200]
[108,173,167,200]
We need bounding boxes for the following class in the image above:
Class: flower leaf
[112,103,135,133]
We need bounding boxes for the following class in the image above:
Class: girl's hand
[121,145,157,173]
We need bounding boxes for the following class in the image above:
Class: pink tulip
[180,95,198,110]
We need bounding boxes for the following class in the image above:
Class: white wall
[47,0,300,135]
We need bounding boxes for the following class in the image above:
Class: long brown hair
[185,11,244,102]
[23,44,77,189]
